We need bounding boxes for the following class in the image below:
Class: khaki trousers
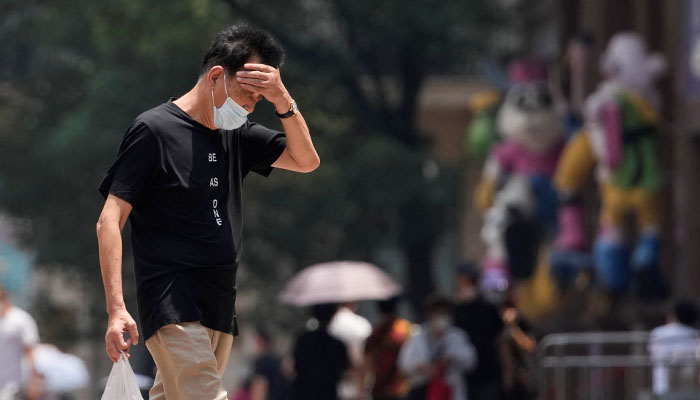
[146,322,233,400]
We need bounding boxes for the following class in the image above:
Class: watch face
[291,101,298,112]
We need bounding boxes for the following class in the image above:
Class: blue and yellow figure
[553,32,668,298]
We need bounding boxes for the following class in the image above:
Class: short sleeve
[98,121,159,205]
[20,312,39,347]
[253,356,274,380]
[241,122,287,178]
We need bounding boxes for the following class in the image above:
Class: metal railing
[538,331,700,400]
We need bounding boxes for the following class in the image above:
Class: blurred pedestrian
[648,300,699,397]
[500,303,537,400]
[398,296,477,400]
[329,302,372,400]
[96,24,319,400]
[291,304,350,400]
[249,328,291,400]
[364,297,412,400]
[0,283,41,397]
[452,262,505,400]
[231,378,252,400]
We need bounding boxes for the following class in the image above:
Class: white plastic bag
[101,352,143,400]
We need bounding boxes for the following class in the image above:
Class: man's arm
[271,111,319,173]
[236,63,320,173]
[447,331,477,372]
[249,376,269,400]
[96,194,139,362]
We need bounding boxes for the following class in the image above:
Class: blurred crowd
[0,284,89,400]
[231,262,538,400]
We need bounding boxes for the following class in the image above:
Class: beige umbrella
[279,261,401,306]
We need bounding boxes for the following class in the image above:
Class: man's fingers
[117,333,128,349]
[236,77,268,87]
[108,329,128,350]
[240,83,265,93]
[236,70,269,79]
[127,323,139,345]
[243,63,275,72]
[106,339,121,363]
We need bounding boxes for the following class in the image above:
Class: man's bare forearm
[97,219,126,312]
[279,109,319,171]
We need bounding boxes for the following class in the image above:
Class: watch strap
[276,100,297,119]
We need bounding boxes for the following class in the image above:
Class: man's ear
[206,66,225,87]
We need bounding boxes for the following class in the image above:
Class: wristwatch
[276,100,298,119]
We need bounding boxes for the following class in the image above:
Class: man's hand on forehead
[236,63,276,83]
[235,63,291,112]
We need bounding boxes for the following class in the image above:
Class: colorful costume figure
[475,62,564,292]
[465,89,502,159]
[553,32,667,297]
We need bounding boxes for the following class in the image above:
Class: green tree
[0,0,507,350]
[224,0,502,314]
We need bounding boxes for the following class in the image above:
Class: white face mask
[211,73,249,130]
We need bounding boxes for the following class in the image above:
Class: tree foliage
[0,0,506,336]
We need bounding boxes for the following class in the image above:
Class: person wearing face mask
[96,24,319,400]
[398,296,477,400]
[452,262,505,400]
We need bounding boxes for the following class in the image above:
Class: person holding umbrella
[290,304,350,400]
[280,261,403,398]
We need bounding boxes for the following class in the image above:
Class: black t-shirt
[453,296,505,383]
[291,329,349,400]
[253,353,290,400]
[98,101,286,340]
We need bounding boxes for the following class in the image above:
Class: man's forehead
[245,53,263,65]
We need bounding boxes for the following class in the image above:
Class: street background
[2,0,700,398]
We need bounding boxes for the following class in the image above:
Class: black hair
[311,303,339,326]
[456,261,480,280]
[377,297,400,315]
[425,295,453,315]
[200,24,285,76]
[674,300,699,327]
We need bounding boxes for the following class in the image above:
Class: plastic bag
[101,352,143,400]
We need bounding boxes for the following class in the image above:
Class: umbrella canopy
[279,261,401,306]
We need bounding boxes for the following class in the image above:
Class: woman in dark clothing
[500,304,538,400]
[291,304,350,400]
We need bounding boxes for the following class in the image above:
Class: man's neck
[0,302,12,317]
[173,81,217,130]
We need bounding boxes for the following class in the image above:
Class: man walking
[96,24,319,400]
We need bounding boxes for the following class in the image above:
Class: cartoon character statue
[474,59,564,293]
[465,89,502,159]
[553,32,667,298]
